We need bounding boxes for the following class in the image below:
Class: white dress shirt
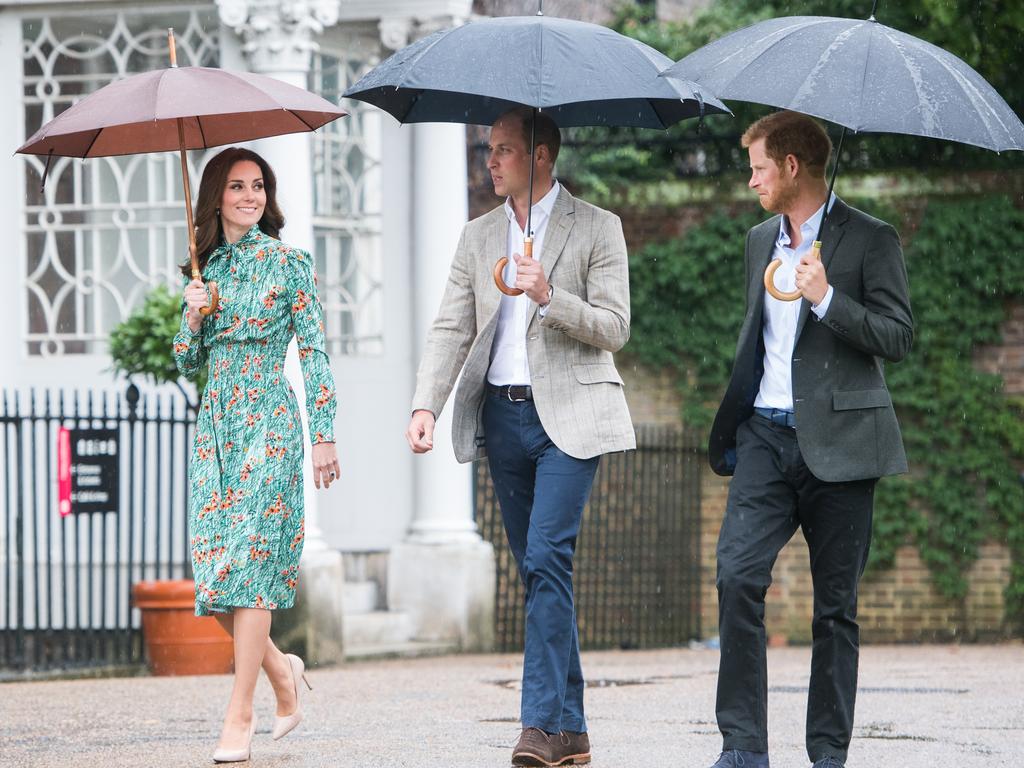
[754,194,835,412]
[487,181,561,386]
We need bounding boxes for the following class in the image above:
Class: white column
[387,114,495,651]
[218,0,345,663]
[407,120,478,543]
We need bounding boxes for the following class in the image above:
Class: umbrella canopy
[345,14,729,128]
[661,14,1024,152]
[18,66,346,158]
[345,13,729,295]
[661,13,1024,301]
[17,29,347,316]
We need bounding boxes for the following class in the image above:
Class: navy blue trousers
[483,394,599,734]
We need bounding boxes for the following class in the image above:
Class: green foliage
[108,286,206,407]
[881,197,1024,625]
[627,206,761,426]
[626,195,1024,628]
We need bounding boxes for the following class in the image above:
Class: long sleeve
[172,289,208,379]
[288,251,337,444]
[410,227,478,417]
[538,213,631,352]
[820,222,914,363]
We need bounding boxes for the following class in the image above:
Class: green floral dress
[173,225,336,616]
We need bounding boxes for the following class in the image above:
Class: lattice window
[21,9,219,356]
[310,52,384,357]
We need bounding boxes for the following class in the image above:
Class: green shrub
[108,285,206,409]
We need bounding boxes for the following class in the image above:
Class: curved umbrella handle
[493,236,531,297]
[200,281,219,317]
[191,268,219,317]
[763,241,821,302]
[493,258,523,296]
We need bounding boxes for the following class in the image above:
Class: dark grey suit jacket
[708,198,914,483]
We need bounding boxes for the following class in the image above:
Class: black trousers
[716,414,876,764]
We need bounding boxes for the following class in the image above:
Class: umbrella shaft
[526,108,537,238]
[176,118,199,276]
[816,126,848,243]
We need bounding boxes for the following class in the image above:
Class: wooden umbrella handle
[764,240,821,302]
[191,268,219,317]
[494,237,530,296]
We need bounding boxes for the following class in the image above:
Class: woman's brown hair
[179,147,286,278]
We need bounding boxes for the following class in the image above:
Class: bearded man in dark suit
[705,110,914,768]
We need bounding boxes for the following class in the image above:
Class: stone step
[342,610,413,650]
[342,580,379,615]
[343,639,458,660]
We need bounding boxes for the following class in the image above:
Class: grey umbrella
[661,8,1024,300]
[345,10,729,295]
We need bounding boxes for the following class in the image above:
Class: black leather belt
[754,406,796,428]
[488,384,533,402]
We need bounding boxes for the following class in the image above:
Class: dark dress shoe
[811,758,844,767]
[561,731,591,764]
[709,750,770,768]
[512,728,591,766]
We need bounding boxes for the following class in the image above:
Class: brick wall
[975,303,1024,395]
[693,466,1015,644]
[626,294,1023,643]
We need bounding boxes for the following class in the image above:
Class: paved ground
[1,644,1022,768]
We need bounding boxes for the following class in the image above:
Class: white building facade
[0,0,494,661]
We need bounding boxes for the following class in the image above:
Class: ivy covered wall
[615,185,1024,632]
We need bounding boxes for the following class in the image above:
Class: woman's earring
[215,207,220,217]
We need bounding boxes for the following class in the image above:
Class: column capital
[378,13,468,52]
[217,0,341,73]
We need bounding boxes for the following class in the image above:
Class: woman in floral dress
[173,147,337,763]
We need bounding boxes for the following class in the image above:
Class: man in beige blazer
[406,107,634,767]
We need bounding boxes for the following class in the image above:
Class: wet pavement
[1,644,1022,767]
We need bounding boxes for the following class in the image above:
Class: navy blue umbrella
[662,7,1024,300]
[345,9,729,294]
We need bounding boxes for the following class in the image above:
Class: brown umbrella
[17,29,347,315]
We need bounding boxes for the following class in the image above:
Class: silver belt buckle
[508,386,526,402]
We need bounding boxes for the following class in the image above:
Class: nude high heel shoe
[272,654,312,740]
[212,716,256,763]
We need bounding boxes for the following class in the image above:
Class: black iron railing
[475,425,703,652]
[0,385,194,676]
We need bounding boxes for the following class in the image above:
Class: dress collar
[210,223,264,260]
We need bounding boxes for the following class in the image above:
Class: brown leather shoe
[512,728,591,766]
[561,731,591,765]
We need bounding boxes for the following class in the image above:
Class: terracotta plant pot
[132,579,234,676]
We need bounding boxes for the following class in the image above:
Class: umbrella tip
[167,27,178,68]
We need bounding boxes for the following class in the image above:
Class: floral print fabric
[173,225,336,616]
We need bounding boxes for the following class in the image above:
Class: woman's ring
[329,471,337,478]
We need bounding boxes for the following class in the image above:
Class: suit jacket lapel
[749,219,778,309]
[733,221,775,377]
[540,187,576,281]
[796,198,850,341]
[478,211,508,327]
[524,188,575,333]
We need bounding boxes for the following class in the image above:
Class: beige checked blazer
[411,187,636,462]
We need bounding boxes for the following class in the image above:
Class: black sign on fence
[2,386,195,676]
[69,428,120,514]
